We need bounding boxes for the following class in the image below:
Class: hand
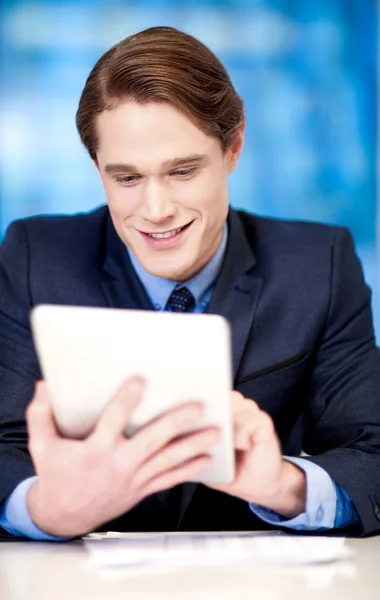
[206,392,306,519]
[26,378,219,537]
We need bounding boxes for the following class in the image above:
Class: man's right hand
[26,377,219,537]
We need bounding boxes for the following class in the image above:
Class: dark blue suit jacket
[1,206,380,536]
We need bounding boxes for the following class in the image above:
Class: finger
[206,450,246,493]
[141,455,212,497]
[27,381,58,458]
[230,390,246,409]
[232,407,274,448]
[90,376,144,447]
[134,427,220,487]
[233,421,253,451]
[232,407,260,450]
[250,410,275,443]
[129,401,205,463]
[231,394,259,416]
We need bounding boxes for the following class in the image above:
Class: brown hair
[76,26,245,160]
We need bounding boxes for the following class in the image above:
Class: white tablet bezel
[31,304,235,484]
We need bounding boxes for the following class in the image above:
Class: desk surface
[0,535,379,600]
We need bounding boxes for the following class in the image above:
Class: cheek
[184,171,228,213]
[104,184,139,218]
[201,182,229,222]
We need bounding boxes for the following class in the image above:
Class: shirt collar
[127,224,228,311]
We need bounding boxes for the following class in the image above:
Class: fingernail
[190,405,204,419]
[127,377,144,393]
[208,429,220,443]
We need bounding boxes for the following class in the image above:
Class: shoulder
[2,205,109,257]
[235,209,348,248]
[234,209,354,265]
[232,210,362,300]
[1,206,111,283]
[9,204,109,242]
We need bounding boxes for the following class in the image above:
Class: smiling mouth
[142,222,193,239]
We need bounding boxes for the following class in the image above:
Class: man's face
[95,101,243,281]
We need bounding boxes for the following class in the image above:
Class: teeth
[148,227,183,239]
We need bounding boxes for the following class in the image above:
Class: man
[0,26,379,540]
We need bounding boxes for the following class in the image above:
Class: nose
[139,179,175,224]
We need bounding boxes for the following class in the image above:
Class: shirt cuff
[0,477,69,541]
[249,456,337,530]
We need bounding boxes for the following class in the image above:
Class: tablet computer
[31,304,235,484]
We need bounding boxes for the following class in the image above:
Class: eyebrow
[104,154,208,175]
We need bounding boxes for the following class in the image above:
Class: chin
[148,262,192,282]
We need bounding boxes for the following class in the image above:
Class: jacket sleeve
[302,227,380,536]
[0,220,40,517]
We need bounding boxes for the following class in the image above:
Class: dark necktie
[159,285,195,527]
[165,286,195,312]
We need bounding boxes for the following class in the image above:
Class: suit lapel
[177,209,263,528]
[207,209,262,381]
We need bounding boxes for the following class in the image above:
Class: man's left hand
[206,392,306,519]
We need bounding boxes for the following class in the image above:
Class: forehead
[95,101,220,166]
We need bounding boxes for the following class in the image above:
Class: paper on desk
[84,532,351,570]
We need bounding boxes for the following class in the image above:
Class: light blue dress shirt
[0,224,358,538]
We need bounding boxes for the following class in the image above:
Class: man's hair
[76,26,245,160]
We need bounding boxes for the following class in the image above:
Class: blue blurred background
[0,0,378,336]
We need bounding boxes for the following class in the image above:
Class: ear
[226,122,246,174]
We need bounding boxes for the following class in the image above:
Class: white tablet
[30,305,235,484]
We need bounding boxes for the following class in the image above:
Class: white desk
[0,535,379,600]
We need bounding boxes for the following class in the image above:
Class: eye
[170,167,197,178]
[114,175,141,186]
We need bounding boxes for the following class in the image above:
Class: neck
[175,229,225,282]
